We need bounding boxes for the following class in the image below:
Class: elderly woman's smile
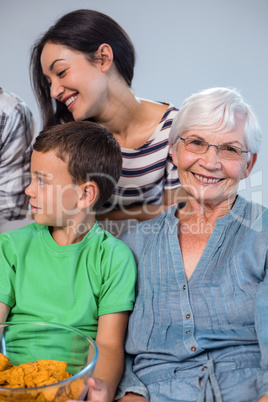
[191,172,224,184]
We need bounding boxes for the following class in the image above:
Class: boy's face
[25,150,82,227]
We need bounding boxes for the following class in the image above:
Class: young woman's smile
[61,92,79,110]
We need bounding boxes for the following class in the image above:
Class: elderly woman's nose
[201,145,221,166]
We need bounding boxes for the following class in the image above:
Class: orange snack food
[0,354,10,372]
[0,353,86,401]
[0,353,71,388]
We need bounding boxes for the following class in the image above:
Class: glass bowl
[0,321,98,401]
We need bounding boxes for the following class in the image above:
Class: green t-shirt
[0,222,136,367]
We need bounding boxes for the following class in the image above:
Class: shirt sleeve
[0,233,16,307]
[256,275,268,397]
[97,238,137,316]
[115,354,149,400]
[0,100,36,220]
[254,211,268,398]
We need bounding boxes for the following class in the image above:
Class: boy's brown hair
[33,121,122,210]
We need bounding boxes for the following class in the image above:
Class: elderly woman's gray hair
[169,87,262,155]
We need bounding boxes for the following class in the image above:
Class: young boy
[0,121,137,402]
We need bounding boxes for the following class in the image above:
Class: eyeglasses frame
[178,136,249,159]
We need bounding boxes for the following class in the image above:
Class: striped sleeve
[106,103,180,209]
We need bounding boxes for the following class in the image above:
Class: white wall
[1,0,267,206]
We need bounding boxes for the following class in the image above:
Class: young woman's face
[41,43,109,121]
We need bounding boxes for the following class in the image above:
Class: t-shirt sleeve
[97,238,137,316]
[0,233,16,307]
[252,210,268,397]
[255,260,268,397]
[115,354,149,400]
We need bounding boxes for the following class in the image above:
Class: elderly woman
[112,87,268,402]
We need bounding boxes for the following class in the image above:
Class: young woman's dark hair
[34,121,122,211]
[30,9,136,128]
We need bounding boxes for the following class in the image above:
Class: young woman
[30,9,183,235]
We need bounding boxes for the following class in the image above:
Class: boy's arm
[0,302,10,339]
[89,311,130,401]
[0,302,10,322]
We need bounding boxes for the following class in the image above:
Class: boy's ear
[77,182,99,210]
[97,43,114,72]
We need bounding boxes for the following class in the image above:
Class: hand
[87,377,112,402]
[259,396,268,402]
[117,393,148,402]
[67,377,111,402]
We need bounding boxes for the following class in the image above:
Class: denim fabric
[116,196,268,401]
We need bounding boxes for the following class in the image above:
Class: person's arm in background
[97,187,186,222]
[0,89,36,221]
[0,215,35,234]
[98,141,184,223]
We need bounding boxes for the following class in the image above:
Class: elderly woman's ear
[171,145,178,167]
[242,153,257,179]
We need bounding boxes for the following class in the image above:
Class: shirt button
[183,284,186,290]
[190,346,196,352]
[185,313,191,319]
[202,366,207,371]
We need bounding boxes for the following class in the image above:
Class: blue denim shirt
[117,196,268,401]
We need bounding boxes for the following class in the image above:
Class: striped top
[105,103,180,210]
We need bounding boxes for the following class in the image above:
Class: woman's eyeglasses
[179,137,249,160]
